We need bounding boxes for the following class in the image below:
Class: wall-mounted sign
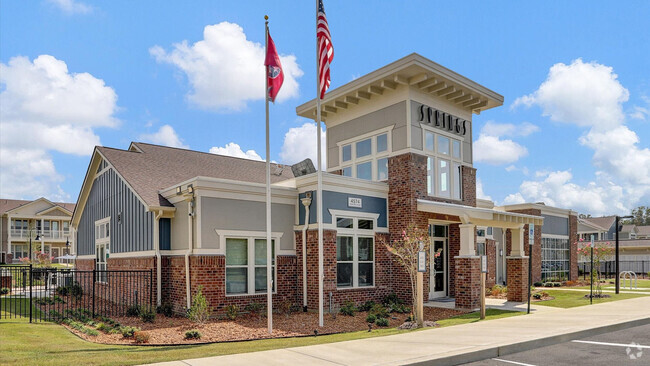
[418,251,426,272]
[481,255,487,273]
[529,224,535,245]
[417,103,468,136]
[348,197,362,208]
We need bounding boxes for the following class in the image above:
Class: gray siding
[541,214,569,236]
[298,190,388,228]
[77,168,153,255]
[200,197,295,251]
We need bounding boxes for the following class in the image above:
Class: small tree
[577,239,614,296]
[187,285,211,324]
[385,224,434,313]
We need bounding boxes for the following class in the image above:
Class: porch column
[506,225,528,302]
[7,214,12,262]
[455,223,481,310]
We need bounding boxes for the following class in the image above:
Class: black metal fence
[0,265,153,323]
[578,260,650,280]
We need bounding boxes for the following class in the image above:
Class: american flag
[317,0,333,100]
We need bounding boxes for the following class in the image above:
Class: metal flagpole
[315,0,324,328]
[264,16,273,334]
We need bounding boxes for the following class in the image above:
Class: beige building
[0,198,75,264]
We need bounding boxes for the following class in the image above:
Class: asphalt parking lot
[463,323,650,366]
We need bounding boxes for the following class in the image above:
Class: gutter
[300,195,312,311]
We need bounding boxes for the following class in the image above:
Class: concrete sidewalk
[144,297,650,366]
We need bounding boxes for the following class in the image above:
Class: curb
[407,316,650,366]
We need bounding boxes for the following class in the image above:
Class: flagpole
[264,15,273,335]
[315,0,324,328]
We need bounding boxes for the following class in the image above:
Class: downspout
[300,195,312,312]
[154,210,163,307]
[185,197,195,310]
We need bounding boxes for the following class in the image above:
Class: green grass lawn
[0,307,519,366]
[570,278,650,291]
[534,289,648,308]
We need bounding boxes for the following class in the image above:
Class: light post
[28,229,41,262]
[615,215,633,294]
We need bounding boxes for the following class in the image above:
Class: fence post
[29,264,33,323]
[92,269,96,317]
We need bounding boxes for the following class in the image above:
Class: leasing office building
[73,54,577,313]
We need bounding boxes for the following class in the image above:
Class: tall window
[95,218,110,282]
[225,237,276,295]
[424,130,463,200]
[340,132,390,181]
[12,244,28,260]
[335,216,375,288]
[541,237,569,281]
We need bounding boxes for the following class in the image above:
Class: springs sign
[416,103,468,136]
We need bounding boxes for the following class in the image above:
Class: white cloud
[473,121,537,165]
[506,59,650,215]
[46,0,92,14]
[475,178,492,201]
[150,22,303,112]
[0,55,118,200]
[279,122,326,166]
[139,125,188,149]
[505,165,516,172]
[209,142,263,161]
[481,121,539,137]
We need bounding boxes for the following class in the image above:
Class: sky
[1,0,649,216]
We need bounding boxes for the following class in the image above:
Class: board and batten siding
[77,168,154,255]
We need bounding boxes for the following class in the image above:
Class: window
[12,244,28,260]
[95,218,110,282]
[424,130,463,199]
[339,132,390,181]
[335,216,375,288]
[541,237,570,281]
[225,237,276,295]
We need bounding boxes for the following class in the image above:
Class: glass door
[429,225,448,299]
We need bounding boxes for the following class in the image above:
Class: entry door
[52,247,59,263]
[429,238,448,299]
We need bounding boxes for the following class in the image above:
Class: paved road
[463,323,650,366]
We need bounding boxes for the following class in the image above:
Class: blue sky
[1,0,649,215]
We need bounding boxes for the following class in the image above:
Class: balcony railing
[9,228,71,240]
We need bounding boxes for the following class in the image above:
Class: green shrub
[120,326,140,338]
[382,292,403,306]
[185,329,202,340]
[53,295,65,303]
[224,304,239,320]
[388,303,410,314]
[156,303,174,317]
[35,297,54,305]
[63,318,98,336]
[533,282,543,287]
[140,307,156,323]
[1,287,10,295]
[278,300,294,318]
[68,282,83,299]
[245,302,264,317]
[365,314,376,323]
[553,282,562,287]
[543,282,553,287]
[339,301,357,316]
[188,285,211,324]
[532,293,542,300]
[133,331,150,344]
[48,309,63,320]
[358,300,376,312]
[96,322,108,332]
[369,304,389,319]
[55,286,69,296]
[126,305,141,317]
[375,317,389,327]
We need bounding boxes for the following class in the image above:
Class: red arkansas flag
[264,32,284,102]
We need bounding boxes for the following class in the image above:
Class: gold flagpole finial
[264,15,269,20]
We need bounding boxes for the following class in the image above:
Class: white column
[6,215,12,260]
[510,225,525,257]
[459,223,476,257]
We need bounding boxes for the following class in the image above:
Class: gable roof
[637,226,650,236]
[96,142,296,208]
[581,216,616,231]
[0,198,75,216]
[620,224,637,233]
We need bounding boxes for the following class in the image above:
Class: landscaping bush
[140,307,156,323]
[185,329,202,340]
[388,303,410,314]
[48,309,63,320]
[133,331,150,344]
[35,297,54,305]
[382,292,403,306]
[53,295,65,304]
[120,326,140,338]
[490,285,507,297]
[279,300,293,318]
[245,302,264,317]
[565,280,578,287]
[375,317,389,327]
[1,287,10,295]
[63,319,99,336]
[188,285,211,324]
[532,293,542,300]
[358,300,376,312]
[339,301,357,316]
[365,314,376,323]
[157,303,174,317]
[126,305,141,317]
[68,282,83,299]
[553,282,562,287]
[55,286,69,296]
[533,282,543,287]
[225,304,239,320]
[543,282,553,287]
[369,304,389,319]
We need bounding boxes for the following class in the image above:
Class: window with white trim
[340,132,390,181]
[12,244,28,260]
[424,129,463,200]
[335,216,375,288]
[95,218,110,282]
[225,237,276,295]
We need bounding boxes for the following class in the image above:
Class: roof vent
[273,164,284,176]
[291,159,316,177]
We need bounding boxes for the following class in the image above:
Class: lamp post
[28,230,41,262]
[615,215,634,294]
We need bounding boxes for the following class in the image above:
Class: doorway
[429,224,448,299]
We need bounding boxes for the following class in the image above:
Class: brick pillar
[486,239,496,288]
[506,257,529,302]
[304,229,337,311]
[454,256,481,309]
[569,215,578,280]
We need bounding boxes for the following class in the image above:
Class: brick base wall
[454,256,481,309]
[506,257,529,302]
[75,258,94,271]
[569,215,578,280]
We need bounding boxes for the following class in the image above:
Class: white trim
[108,250,156,258]
[94,166,111,180]
[336,125,395,148]
[223,235,279,297]
[541,233,570,239]
[76,255,95,260]
[328,209,380,221]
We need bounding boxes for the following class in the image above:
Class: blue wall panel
[298,190,387,227]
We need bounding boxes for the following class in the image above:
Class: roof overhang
[578,218,609,232]
[296,53,504,122]
[417,199,544,229]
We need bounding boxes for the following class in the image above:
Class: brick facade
[507,209,542,284]
[569,214,578,280]
[486,239,496,288]
[506,257,529,302]
[454,256,481,309]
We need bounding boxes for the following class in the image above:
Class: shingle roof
[636,226,650,236]
[581,216,616,231]
[97,142,297,208]
[620,224,637,233]
[0,198,75,215]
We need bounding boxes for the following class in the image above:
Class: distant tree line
[622,206,650,226]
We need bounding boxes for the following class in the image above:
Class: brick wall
[454,256,480,309]
[161,256,187,314]
[506,257,529,302]
[76,258,94,271]
[486,239,496,288]
[507,209,542,284]
[569,214,578,280]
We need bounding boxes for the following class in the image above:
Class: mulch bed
[64,307,467,345]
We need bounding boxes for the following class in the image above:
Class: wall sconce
[499,249,503,256]
[187,184,194,194]
[176,186,182,195]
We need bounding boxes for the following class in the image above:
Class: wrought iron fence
[0,265,153,323]
[578,260,650,280]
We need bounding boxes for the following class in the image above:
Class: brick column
[506,256,529,302]
[454,256,481,309]
[569,215,578,280]
[304,229,337,311]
